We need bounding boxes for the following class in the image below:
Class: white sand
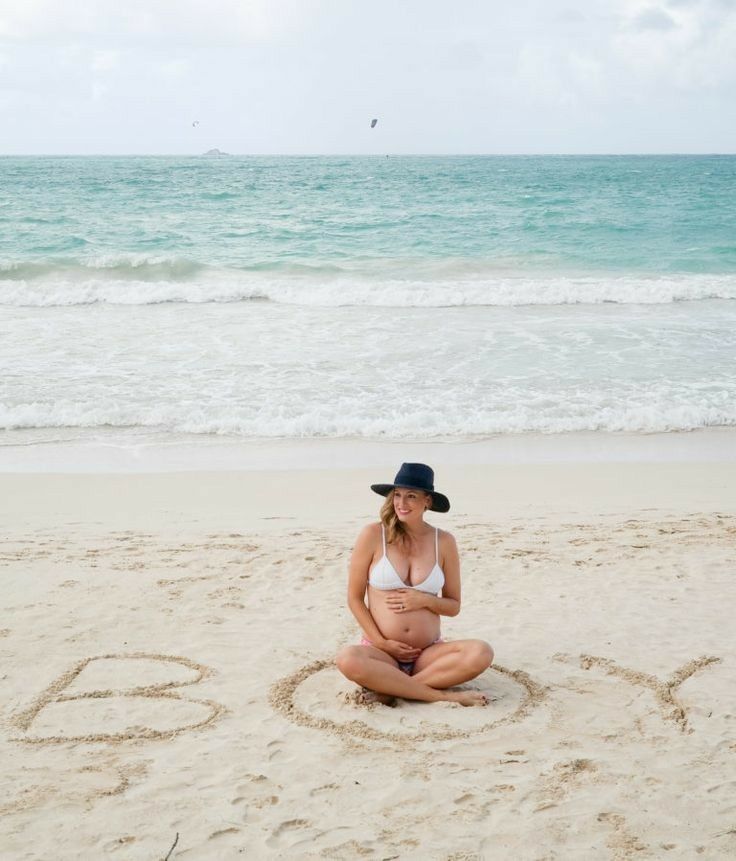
[1,454,736,859]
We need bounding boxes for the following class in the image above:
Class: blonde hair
[379,489,431,547]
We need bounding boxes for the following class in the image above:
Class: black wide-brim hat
[371,462,450,513]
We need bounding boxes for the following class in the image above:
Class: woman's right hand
[380,639,422,662]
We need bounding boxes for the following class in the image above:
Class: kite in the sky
[370,118,378,128]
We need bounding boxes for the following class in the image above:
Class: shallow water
[2,155,735,443]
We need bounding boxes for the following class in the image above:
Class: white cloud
[516,45,577,108]
[439,40,486,73]
[613,0,736,91]
[158,59,189,81]
[632,7,678,29]
[568,53,605,98]
[0,0,317,45]
[91,49,119,72]
[57,43,84,65]
[1,0,735,153]
[90,80,107,101]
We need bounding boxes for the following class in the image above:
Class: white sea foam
[2,396,734,438]
[2,271,736,308]
[3,284,734,441]
[0,278,256,307]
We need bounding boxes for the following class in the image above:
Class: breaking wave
[2,263,736,308]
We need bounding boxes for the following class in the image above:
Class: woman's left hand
[385,588,428,613]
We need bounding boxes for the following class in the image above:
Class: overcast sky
[1,0,735,154]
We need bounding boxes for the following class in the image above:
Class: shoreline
[2,426,736,474]
[2,460,735,536]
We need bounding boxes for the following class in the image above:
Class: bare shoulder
[361,521,382,539]
[436,527,458,548]
[354,521,382,549]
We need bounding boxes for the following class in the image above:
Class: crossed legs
[336,639,493,707]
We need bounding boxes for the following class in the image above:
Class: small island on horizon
[202,148,229,156]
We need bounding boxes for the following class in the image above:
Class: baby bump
[368,590,440,648]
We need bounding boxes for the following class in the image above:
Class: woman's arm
[346,524,390,645]
[416,592,460,617]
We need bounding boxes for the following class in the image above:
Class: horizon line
[2,151,736,158]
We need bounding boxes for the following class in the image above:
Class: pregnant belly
[367,589,441,648]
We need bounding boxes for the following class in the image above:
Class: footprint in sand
[266,818,313,851]
[12,653,225,744]
[269,659,545,744]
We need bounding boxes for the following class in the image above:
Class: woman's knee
[466,639,494,671]
[335,645,366,680]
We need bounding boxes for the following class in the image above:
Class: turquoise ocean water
[1,155,735,443]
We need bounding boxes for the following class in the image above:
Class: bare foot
[445,690,488,707]
[352,687,397,708]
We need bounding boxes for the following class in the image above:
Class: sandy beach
[1,445,735,860]
[5,4,736,855]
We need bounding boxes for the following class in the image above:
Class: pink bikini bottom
[359,635,444,676]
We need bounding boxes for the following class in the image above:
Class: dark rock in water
[202,148,229,156]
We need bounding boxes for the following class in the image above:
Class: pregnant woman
[336,463,493,706]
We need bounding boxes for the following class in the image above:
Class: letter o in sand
[269,659,545,745]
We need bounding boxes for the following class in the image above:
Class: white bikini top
[368,525,445,595]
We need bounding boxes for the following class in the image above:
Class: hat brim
[370,483,450,513]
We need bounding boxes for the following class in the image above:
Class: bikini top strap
[381,523,386,554]
[435,527,439,563]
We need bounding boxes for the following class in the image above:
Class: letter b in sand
[13,653,224,744]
